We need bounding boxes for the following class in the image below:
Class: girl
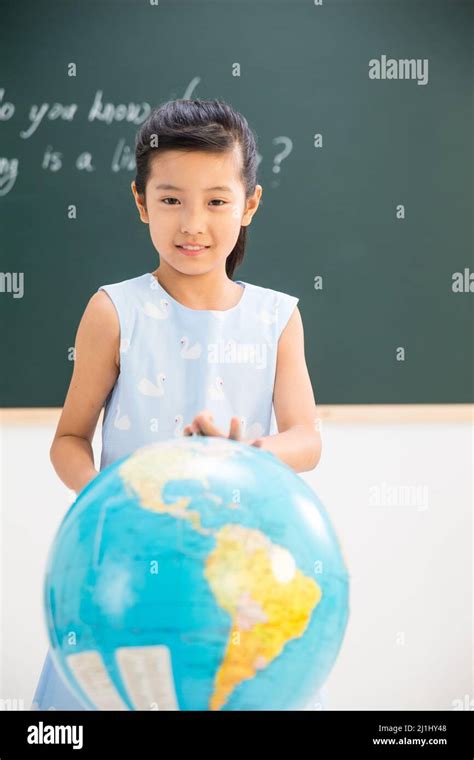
[31,99,323,711]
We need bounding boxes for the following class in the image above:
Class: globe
[44,436,349,710]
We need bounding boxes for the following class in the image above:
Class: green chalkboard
[1,0,472,406]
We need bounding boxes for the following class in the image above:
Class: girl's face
[131,146,262,276]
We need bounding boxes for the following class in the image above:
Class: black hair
[133,99,259,279]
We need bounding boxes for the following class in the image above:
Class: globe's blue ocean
[41,437,349,710]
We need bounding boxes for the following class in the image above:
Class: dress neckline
[146,273,249,314]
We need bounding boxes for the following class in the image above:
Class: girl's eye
[161,198,227,207]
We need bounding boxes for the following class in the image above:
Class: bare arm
[50,290,120,495]
[258,306,321,473]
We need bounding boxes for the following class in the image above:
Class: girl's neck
[152,266,243,311]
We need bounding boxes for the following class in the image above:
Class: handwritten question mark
[272,136,293,174]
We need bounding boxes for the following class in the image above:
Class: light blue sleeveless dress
[31,271,328,710]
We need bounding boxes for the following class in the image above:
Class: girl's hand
[183,410,262,448]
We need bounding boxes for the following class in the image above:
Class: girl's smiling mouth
[176,245,210,256]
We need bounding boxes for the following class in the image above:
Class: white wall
[1,418,472,710]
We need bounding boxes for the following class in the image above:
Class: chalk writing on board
[0,87,293,196]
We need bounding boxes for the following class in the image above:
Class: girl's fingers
[193,411,224,437]
[228,416,241,440]
[184,411,244,440]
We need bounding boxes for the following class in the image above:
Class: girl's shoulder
[94,274,150,337]
[241,280,300,337]
[96,272,148,293]
[243,279,299,303]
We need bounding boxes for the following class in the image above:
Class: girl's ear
[242,184,263,227]
[131,181,149,224]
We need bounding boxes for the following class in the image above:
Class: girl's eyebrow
[155,183,233,192]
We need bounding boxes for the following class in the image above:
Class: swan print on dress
[114,405,131,431]
[143,299,170,320]
[208,376,225,401]
[173,414,185,437]
[180,336,202,359]
[259,303,279,327]
[137,372,166,397]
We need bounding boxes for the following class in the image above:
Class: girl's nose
[180,213,206,236]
